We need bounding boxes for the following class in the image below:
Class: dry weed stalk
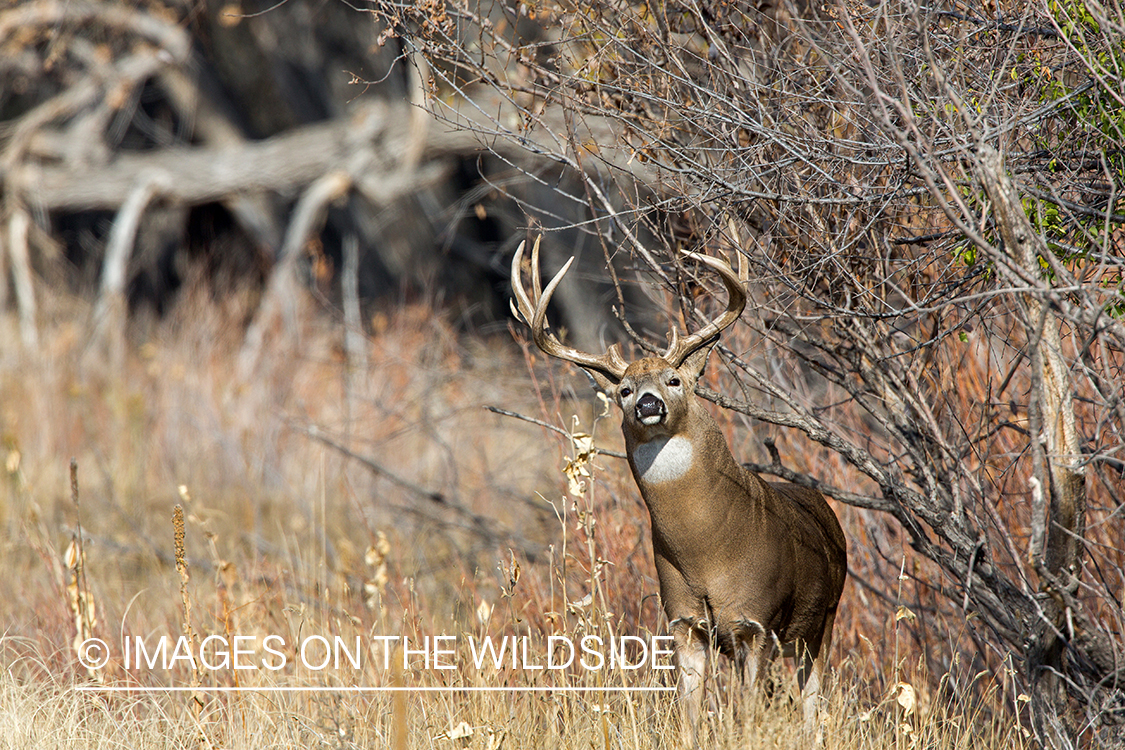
[191,486,246,691]
[65,459,100,682]
[172,501,208,747]
[392,641,407,750]
[364,530,392,622]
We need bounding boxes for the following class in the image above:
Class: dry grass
[0,281,1029,748]
[0,648,1029,749]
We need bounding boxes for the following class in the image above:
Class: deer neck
[624,405,752,521]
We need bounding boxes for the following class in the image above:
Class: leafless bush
[368,0,1125,744]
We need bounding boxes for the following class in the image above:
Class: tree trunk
[976,143,1087,746]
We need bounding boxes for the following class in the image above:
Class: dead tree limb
[236,170,353,382]
[10,91,644,214]
[7,207,37,348]
[90,173,170,360]
[11,103,390,212]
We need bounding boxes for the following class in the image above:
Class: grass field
[0,283,1031,748]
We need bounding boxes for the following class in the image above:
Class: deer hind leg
[672,618,710,748]
[797,608,837,743]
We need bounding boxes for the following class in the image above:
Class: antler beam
[662,250,748,368]
[509,237,629,382]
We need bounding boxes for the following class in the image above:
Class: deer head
[509,236,747,424]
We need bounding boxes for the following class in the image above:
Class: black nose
[635,393,666,421]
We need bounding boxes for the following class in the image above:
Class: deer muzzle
[635,392,666,425]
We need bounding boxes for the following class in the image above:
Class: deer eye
[620,387,632,398]
[668,377,681,387]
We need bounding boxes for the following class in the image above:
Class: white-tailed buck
[511,238,847,742]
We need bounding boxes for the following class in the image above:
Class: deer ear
[583,367,621,395]
[681,336,719,382]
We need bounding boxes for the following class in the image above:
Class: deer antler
[662,250,748,367]
[510,237,629,382]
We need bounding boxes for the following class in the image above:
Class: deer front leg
[672,618,709,748]
[735,620,774,694]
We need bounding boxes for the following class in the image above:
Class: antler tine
[510,240,534,325]
[530,234,544,302]
[510,237,629,381]
[663,250,748,367]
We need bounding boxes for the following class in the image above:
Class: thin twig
[485,406,627,460]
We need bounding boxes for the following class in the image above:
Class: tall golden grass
[0,280,1031,748]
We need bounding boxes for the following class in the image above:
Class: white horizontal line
[74,685,675,693]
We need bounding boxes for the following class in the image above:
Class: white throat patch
[633,435,694,485]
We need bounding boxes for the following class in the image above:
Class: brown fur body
[605,355,847,741]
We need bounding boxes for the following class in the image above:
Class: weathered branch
[11,102,413,211]
[6,208,37,348]
[96,175,168,315]
[88,173,169,363]
[0,1,191,61]
[236,170,353,381]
